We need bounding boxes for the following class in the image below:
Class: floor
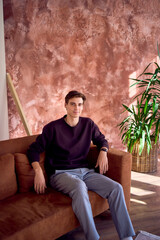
[57,156,160,240]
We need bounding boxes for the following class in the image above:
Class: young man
[27,90,135,240]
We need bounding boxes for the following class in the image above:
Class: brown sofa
[0,135,132,240]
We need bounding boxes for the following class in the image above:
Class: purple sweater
[27,116,109,176]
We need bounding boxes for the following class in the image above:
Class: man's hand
[95,150,108,174]
[32,162,47,194]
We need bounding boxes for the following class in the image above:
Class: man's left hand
[95,150,108,174]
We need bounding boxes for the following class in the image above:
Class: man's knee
[116,182,123,192]
[70,179,88,198]
[109,182,124,202]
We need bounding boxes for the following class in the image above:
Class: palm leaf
[139,130,146,155]
[122,104,133,114]
[155,119,160,143]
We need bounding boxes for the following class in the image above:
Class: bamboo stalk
[6,73,32,136]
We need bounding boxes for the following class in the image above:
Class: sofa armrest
[87,146,132,210]
[107,148,132,210]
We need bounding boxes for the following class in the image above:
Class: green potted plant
[118,46,160,172]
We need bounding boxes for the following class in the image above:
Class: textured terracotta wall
[3,0,160,149]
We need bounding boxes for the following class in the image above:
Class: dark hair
[65,90,86,104]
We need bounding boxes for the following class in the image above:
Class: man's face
[65,97,84,118]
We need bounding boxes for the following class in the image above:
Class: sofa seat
[0,188,108,240]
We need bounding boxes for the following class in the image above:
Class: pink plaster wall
[3,0,160,149]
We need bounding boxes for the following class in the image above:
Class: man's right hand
[32,162,47,194]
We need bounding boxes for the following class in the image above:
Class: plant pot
[132,141,158,173]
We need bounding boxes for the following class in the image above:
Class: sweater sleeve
[91,121,109,150]
[27,124,53,164]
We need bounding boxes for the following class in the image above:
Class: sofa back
[0,135,38,156]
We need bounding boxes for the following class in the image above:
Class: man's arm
[32,162,47,194]
[91,121,109,174]
[95,147,109,174]
[27,125,52,193]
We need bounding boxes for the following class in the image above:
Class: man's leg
[50,170,100,240]
[84,170,135,240]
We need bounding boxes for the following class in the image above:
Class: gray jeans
[50,168,135,240]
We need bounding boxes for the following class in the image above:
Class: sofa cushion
[14,152,47,193]
[0,153,17,200]
[0,189,108,240]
